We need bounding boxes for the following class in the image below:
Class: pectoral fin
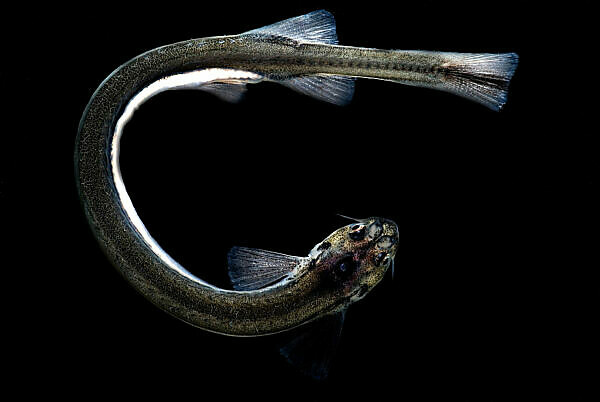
[227,247,304,291]
[279,310,346,380]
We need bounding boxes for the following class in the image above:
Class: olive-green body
[75,33,412,335]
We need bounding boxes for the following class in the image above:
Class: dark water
[3,3,592,401]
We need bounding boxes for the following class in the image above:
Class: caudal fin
[436,52,519,111]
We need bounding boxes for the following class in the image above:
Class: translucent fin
[227,247,303,291]
[245,9,338,44]
[280,310,346,380]
[245,10,351,105]
[280,75,355,106]
[434,52,519,111]
[197,82,248,103]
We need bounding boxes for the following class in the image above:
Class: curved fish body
[75,10,516,376]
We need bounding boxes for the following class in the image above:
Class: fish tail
[433,52,519,111]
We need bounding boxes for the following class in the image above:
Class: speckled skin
[74,33,407,336]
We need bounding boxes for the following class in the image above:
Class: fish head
[309,217,398,304]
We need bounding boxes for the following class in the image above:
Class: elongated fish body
[75,9,516,377]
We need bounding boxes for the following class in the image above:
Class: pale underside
[111,68,265,289]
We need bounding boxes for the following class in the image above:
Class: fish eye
[349,225,366,240]
[374,252,389,266]
[367,220,383,239]
[334,256,356,279]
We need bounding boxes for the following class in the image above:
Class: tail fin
[436,52,518,111]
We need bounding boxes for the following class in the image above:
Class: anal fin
[279,75,355,106]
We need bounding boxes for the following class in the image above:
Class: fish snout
[384,219,399,242]
[375,219,399,256]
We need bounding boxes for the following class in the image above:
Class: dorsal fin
[244,10,338,44]
[243,10,354,106]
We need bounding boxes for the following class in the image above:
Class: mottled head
[308,217,399,304]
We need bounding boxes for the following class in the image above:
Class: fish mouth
[342,216,398,255]
[382,219,398,240]
[374,218,399,251]
[369,218,398,281]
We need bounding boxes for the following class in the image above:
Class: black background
[2,2,594,401]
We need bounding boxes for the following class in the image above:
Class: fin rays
[227,247,303,291]
[435,52,519,110]
[246,10,517,109]
[245,9,338,45]
[280,75,355,106]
